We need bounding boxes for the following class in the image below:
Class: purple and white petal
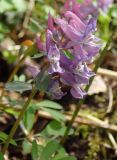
[48,45,64,73]
[70,85,87,99]
[48,80,66,99]
[26,65,40,78]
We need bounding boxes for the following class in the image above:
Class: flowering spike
[48,13,54,31]
[34,0,112,99]
[36,36,45,51]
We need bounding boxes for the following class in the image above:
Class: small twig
[104,86,117,153]
[101,142,115,150]
[107,86,113,113]
[0,44,36,101]
[98,68,117,80]
[37,110,117,133]
[1,103,117,133]
[107,132,117,154]
[19,121,29,136]
[23,0,35,29]
[18,0,35,38]
[0,55,25,101]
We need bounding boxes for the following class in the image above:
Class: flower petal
[55,18,83,41]
[48,80,66,99]
[70,85,87,99]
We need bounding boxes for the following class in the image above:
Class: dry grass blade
[37,110,117,133]
[98,68,117,80]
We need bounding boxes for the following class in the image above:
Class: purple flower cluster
[98,0,113,12]
[35,0,112,99]
[63,0,113,19]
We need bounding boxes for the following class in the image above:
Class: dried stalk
[37,110,117,133]
[98,68,117,80]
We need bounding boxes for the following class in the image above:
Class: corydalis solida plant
[1,0,113,156]
[34,0,112,100]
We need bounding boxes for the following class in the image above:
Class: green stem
[0,44,36,101]
[2,87,36,155]
[61,43,109,145]
[0,56,25,101]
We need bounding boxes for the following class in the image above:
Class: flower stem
[0,44,36,101]
[61,43,109,145]
[2,87,36,155]
[0,56,26,101]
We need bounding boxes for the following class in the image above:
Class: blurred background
[0,0,117,159]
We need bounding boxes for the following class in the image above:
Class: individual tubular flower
[47,80,66,100]
[60,54,94,98]
[63,0,98,20]
[98,0,113,12]
[63,0,113,19]
[36,36,45,52]
[55,11,100,62]
[28,66,40,77]
[26,64,40,78]
[70,85,87,99]
[36,28,63,74]
[46,30,64,74]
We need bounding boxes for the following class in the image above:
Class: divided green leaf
[40,107,65,122]
[31,140,44,160]
[39,140,60,160]
[34,70,51,92]
[35,100,62,110]
[5,81,32,93]
[23,107,35,132]
[0,152,4,160]
[0,132,17,146]
[41,120,67,136]
[22,140,32,154]
[32,52,45,59]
